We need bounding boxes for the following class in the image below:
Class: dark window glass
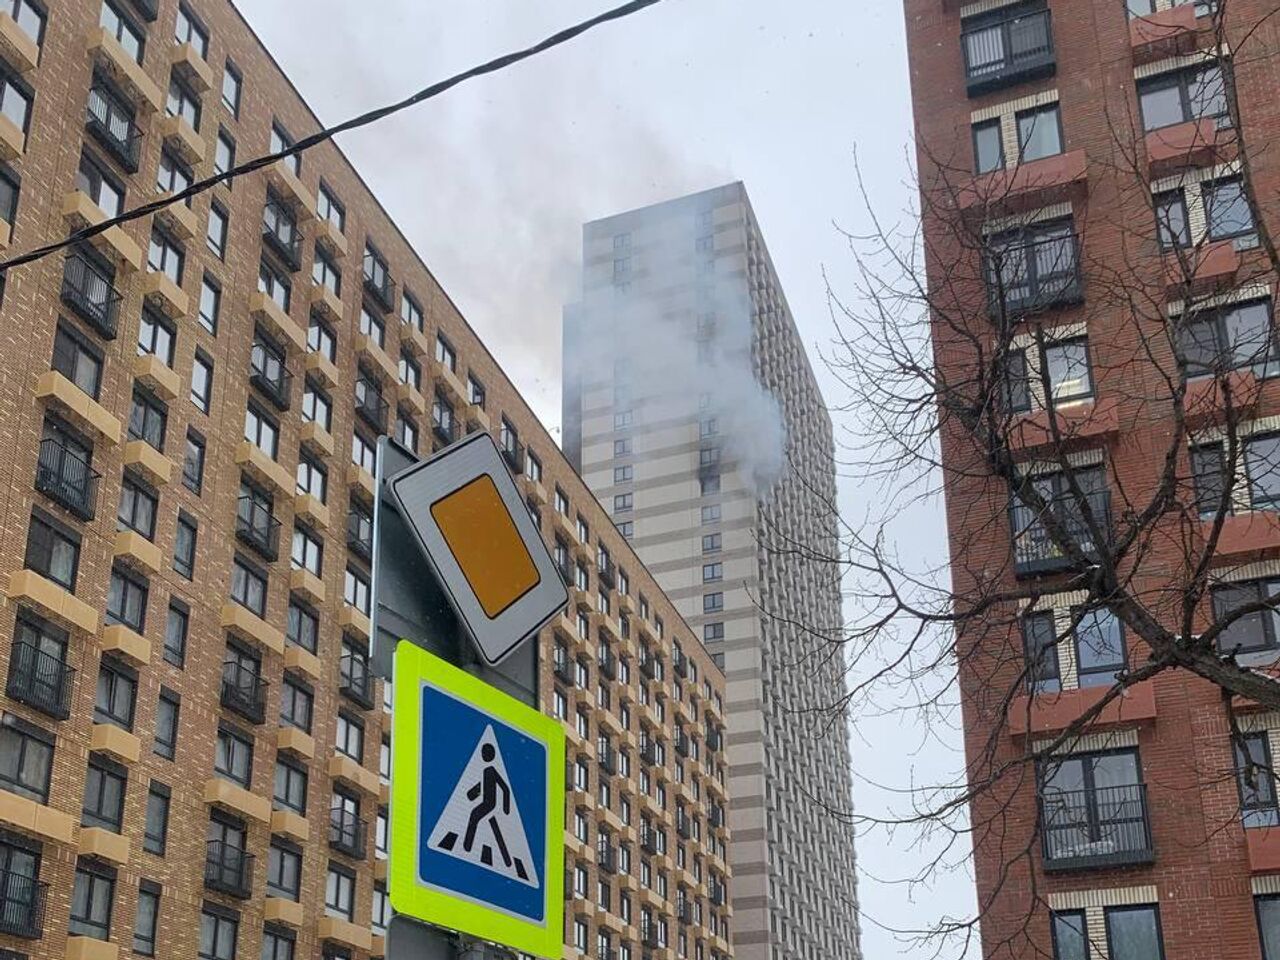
[163,602,188,667]
[183,430,206,493]
[266,842,301,900]
[1105,905,1164,960]
[1072,607,1126,686]
[128,391,167,451]
[69,864,114,940]
[52,324,103,398]
[105,566,147,632]
[143,784,169,854]
[133,883,159,956]
[0,716,52,802]
[280,678,312,733]
[1178,299,1277,377]
[1205,177,1255,241]
[1051,910,1087,960]
[1190,443,1226,518]
[199,908,238,960]
[82,757,126,830]
[231,557,267,617]
[1236,731,1279,827]
[24,513,79,589]
[154,691,179,759]
[1022,611,1060,692]
[1212,577,1280,655]
[274,760,307,814]
[1258,895,1280,960]
[94,658,136,728]
[174,514,197,579]
[1154,190,1190,249]
[215,726,253,787]
[116,477,157,538]
[286,601,318,654]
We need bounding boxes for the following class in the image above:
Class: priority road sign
[390,642,565,958]
[387,432,568,667]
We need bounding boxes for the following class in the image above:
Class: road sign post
[390,643,565,957]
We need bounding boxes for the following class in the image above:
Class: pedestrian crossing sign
[390,642,565,957]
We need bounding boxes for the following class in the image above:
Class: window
[221,61,241,115]
[399,351,421,390]
[359,306,385,349]
[1154,190,1190,249]
[132,883,160,956]
[163,602,188,667]
[213,127,234,177]
[271,122,299,175]
[326,863,355,920]
[335,712,364,762]
[154,690,179,759]
[259,259,291,311]
[318,183,344,232]
[701,504,721,524]
[397,414,419,453]
[973,118,1004,174]
[1039,749,1145,865]
[82,755,126,829]
[1021,610,1060,692]
[296,454,328,503]
[102,0,144,59]
[435,334,456,372]
[614,493,633,513]
[143,783,169,854]
[468,375,486,408]
[985,218,1079,314]
[614,465,633,483]
[1138,63,1225,132]
[199,907,238,960]
[199,274,220,333]
[352,432,376,473]
[1236,731,1279,828]
[231,556,267,617]
[703,593,723,613]
[373,883,390,932]
[1178,299,1276,377]
[206,203,228,258]
[704,622,724,642]
[286,602,319,657]
[69,862,114,940]
[156,149,192,201]
[116,476,157,539]
[170,512,197,579]
[1213,577,1280,655]
[52,323,104,399]
[1003,336,1093,411]
[313,248,341,296]
[0,714,52,802]
[308,317,336,360]
[262,927,295,960]
[274,759,307,814]
[401,292,423,330]
[345,566,371,615]
[362,244,390,301]
[302,381,333,433]
[1102,906,1165,960]
[1204,177,1255,242]
[703,532,722,553]
[290,526,322,577]
[1016,103,1062,163]
[267,841,302,900]
[244,404,278,458]
[77,150,123,217]
[6,0,43,45]
[148,227,185,285]
[182,429,206,494]
[174,4,208,55]
[700,472,720,496]
[94,657,136,730]
[702,562,722,583]
[215,725,253,786]
[137,309,176,368]
[106,566,147,632]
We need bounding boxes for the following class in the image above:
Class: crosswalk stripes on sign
[427,725,539,889]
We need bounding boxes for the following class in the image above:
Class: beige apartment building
[563,184,859,960]
[0,2,730,960]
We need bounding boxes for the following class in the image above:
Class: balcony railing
[61,253,121,339]
[706,727,722,753]
[598,745,617,776]
[597,558,616,590]
[672,650,689,680]
[355,377,389,433]
[250,342,292,410]
[86,83,142,173]
[640,738,658,766]
[1039,783,1155,872]
[1010,489,1110,577]
[204,841,254,898]
[6,642,73,721]
[709,805,724,830]
[597,843,617,874]
[640,829,659,855]
[236,496,281,561]
[347,511,373,562]
[675,732,691,759]
[501,442,525,476]
[362,255,395,310]
[986,231,1083,318]
[340,651,374,709]
[330,806,368,859]
[432,416,455,447]
[598,648,617,681]
[553,656,574,686]
[639,656,658,681]
[677,898,693,924]
[220,660,267,725]
[709,880,726,906]
[35,437,100,521]
[641,925,660,949]
[962,8,1055,96]
[0,869,46,939]
[262,201,302,270]
[677,814,692,840]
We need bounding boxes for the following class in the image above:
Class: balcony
[1010,490,1110,577]
[598,744,617,776]
[355,377,389,433]
[597,843,617,873]
[250,343,293,410]
[675,732,691,759]
[598,648,618,681]
[677,898,693,924]
[640,738,658,767]
[432,416,455,448]
[709,804,724,830]
[262,201,302,271]
[329,806,368,859]
[986,232,1083,319]
[235,497,281,561]
[709,880,726,907]
[552,655,574,686]
[221,660,267,725]
[340,651,374,709]
[640,830,658,856]
[962,8,1055,97]
[0,869,46,939]
[641,925,660,949]
[672,650,689,680]
[205,840,254,898]
[676,813,692,840]
[706,727,722,753]
[639,655,659,681]
[6,641,72,721]
[61,253,121,339]
[35,437,100,521]
[347,511,373,562]
[1130,4,1198,64]
[1039,783,1154,872]
[1165,239,1240,296]
[86,84,141,173]
[958,150,1088,214]
[1008,680,1158,737]
[362,255,395,311]
[501,442,526,476]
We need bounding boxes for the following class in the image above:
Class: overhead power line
[0,0,666,274]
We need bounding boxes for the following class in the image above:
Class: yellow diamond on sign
[431,474,539,618]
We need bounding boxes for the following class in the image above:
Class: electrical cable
[0,0,666,274]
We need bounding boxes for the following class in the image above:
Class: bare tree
[785,2,1280,957]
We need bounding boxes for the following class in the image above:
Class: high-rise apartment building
[904,0,1280,958]
[563,184,860,960]
[0,2,731,960]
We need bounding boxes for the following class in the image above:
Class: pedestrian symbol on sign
[427,725,539,889]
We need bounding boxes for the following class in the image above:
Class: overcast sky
[235,1,975,954]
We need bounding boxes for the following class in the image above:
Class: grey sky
[235,1,973,955]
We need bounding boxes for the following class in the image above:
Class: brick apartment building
[0,2,732,960]
[902,0,1280,958]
